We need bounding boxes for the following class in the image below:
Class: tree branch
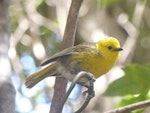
[104,100,150,113]
[50,0,84,113]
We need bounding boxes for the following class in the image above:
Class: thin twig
[104,100,150,113]
[62,0,84,49]
[50,0,84,113]
[75,78,95,113]
[59,71,95,113]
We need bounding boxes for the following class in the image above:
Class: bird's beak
[114,48,123,51]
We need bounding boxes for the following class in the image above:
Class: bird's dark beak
[114,48,123,51]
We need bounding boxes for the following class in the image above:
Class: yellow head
[96,37,123,59]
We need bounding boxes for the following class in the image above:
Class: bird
[25,37,123,88]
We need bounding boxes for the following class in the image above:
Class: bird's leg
[82,78,95,100]
[78,72,96,88]
[75,72,95,113]
[60,71,95,113]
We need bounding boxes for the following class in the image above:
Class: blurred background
[0,0,150,113]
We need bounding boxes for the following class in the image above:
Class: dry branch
[50,0,84,113]
[104,100,150,113]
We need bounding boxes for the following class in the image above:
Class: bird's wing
[40,42,99,66]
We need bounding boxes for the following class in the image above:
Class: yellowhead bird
[25,37,123,88]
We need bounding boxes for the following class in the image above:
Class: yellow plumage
[25,37,122,88]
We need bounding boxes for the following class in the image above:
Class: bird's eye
[108,46,112,50]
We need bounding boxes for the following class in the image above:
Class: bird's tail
[25,63,58,88]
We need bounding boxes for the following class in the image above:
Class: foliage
[97,0,122,7]
[104,64,150,96]
[104,64,150,112]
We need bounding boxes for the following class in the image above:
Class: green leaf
[118,90,148,107]
[104,64,150,96]
[104,75,142,96]
[97,0,121,7]
[125,64,150,88]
